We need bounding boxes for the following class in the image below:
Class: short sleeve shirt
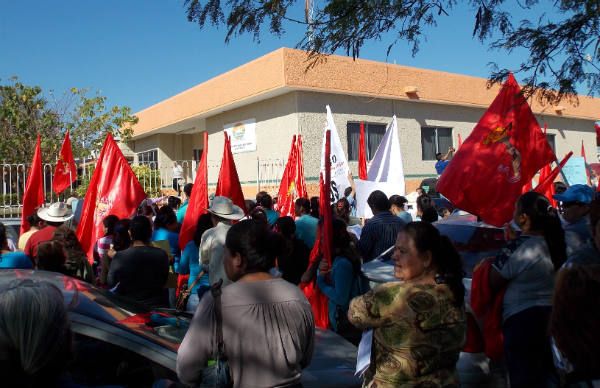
[492,235,555,321]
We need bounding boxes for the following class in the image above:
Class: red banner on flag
[76,134,146,262]
[215,133,246,212]
[179,132,209,250]
[534,152,573,206]
[52,130,77,194]
[437,74,555,226]
[276,135,308,217]
[358,122,367,180]
[20,135,44,235]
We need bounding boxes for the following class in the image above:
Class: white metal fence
[0,158,285,218]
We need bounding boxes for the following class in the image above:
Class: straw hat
[37,202,74,223]
[207,196,245,220]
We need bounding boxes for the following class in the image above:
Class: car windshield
[0,270,189,351]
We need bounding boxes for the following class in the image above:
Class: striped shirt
[359,211,406,262]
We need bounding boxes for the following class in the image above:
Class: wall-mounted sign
[224,118,257,154]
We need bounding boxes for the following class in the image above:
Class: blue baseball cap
[553,184,594,204]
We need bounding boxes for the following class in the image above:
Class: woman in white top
[490,192,566,387]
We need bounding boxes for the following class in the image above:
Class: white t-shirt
[172,165,183,179]
[492,235,555,322]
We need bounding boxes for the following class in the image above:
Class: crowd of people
[0,179,599,387]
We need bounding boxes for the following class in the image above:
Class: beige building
[126,47,600,196]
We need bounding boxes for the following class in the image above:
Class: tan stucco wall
[204,93,298,190]
[296,91,598,190]
[131,48,600,140]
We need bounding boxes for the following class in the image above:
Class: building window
[347,122,387,161]
[421,127,453,160]
[193,149,203,162]
[546,134,556,154]
[137,149,158,168]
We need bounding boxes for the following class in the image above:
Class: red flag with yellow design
[76,134,146,262]
[276,135,308,217]
[52,130,77,194]
[437,74,555,226]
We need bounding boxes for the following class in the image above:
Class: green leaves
[0,78,138,163]
[184,0,599,104]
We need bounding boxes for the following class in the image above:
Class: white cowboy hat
[37,202,74,223]
[207,196,245,220]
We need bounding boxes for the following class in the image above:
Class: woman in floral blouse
[348,221,466,387]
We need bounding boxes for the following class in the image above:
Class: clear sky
[1,1,533,113]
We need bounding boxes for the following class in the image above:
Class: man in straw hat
[24,202,73,258]
[200,196,245,287]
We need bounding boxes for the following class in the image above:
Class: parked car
[0,270,360,387]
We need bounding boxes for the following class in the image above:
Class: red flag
[76,134,146,262]
[276,136,298,217]
[20,135,44,235]
[581,140,592,186]
[457,133,463,149]
[521,180,533,194]
[179,132,209,250]
[276,135,308,217]
[215,133,246,212]
[437,74,555,226]
[52,130,77,194]
[534,151,573,206]
[296,135,308,201]
[358,122,368,180]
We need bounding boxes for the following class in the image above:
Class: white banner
[367,115,406,195]
[355,179,405,218]
[224,119,257,154]
[321,105,351,204]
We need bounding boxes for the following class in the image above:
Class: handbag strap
[186,270,205,292]
[211,279,226,359]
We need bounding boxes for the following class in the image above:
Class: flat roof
[132,47,600,138]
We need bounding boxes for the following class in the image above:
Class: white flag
[367,115,406,194]
[321,105,351,204]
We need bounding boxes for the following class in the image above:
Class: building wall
[204,92,299,196]
[296,91,598,193]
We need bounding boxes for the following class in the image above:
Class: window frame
[346,121,387,161]
[421,126,453,161]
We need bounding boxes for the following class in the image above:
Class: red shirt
[24,225,58,258]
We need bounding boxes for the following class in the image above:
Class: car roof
[0,269,182,352]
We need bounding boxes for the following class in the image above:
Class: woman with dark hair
[152,206,181,271]
[490,191,566,387]
[177,220,315,388]
[0,222,32,269]
[317,218,366,344]
[93,215,119,275]
[416,194,438,222]
[348,221,466,387]
[550,264,600,386]
[274,216,310,285]
[178,213,214,312]
[36,241,67,274]
[100,219,131,287]
[53,225,94,283]
[310,196,320,219]
[0,279,73,387]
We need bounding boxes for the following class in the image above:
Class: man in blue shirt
[554,184,594,256]
[435,147,455,175]
[359,190,406,262]
[294,197,318,249]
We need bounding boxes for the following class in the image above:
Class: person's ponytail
[434,235,465,307]
[541,208,567,270]
[517,192,566,271]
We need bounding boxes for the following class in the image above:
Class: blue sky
[1,1,534,113]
